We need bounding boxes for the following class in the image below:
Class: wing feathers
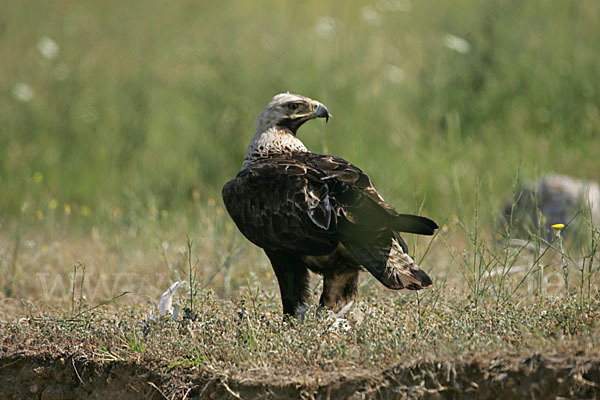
[222,168,338,256]
[305,183,332,230]
[343,235,432,290]
[222,152,438,270]
[394,214,439,235]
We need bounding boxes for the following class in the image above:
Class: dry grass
[1,199,600,397]
[2,0,600,396]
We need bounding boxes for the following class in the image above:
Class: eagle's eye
[287,103,299,111]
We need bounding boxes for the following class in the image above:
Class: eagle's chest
[243,130,307,168]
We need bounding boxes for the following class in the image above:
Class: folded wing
[222,152,437,288]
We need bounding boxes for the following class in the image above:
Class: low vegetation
[1,0,600,397]
[1,203,599,397]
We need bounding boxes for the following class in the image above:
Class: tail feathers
[394,214,438,236]
[343,235,433,290]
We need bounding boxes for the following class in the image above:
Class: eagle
[222,93,438,319]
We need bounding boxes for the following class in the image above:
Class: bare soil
[1,349,599,399]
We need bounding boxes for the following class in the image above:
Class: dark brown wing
[290,153,436,290]
[297,153,438,238]
[222,152,436,254]
[222,156,339,256]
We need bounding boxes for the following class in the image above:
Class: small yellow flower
[64,204,71,215]
[33,172,43,183]
[160,209,168,218]
[80,205,91,216]
[551,223,565,230]
[48,198,58,209]
[35,209,44,220]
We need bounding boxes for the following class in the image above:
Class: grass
[1,271,599,396]
[2,0,600,225]
[1,0,600,397]
[0,199,599,396]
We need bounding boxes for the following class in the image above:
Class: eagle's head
[255,93,330,135]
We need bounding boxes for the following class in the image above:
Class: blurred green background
[2,0,599,230]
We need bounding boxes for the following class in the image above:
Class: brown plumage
[222,93,438,318]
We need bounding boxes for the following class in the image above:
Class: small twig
[574,373,599,388]
[72,357,84,385]
[186,236,197,313]
[71,263,77,316]
[71,291,130,319]
[198,377,217,398]
[79,263,86,315]
[5,234,21,296]
[148,382,169,400]
[158,242,171,272]
[202,243,244,290]
[182,387,193,400]
[127,383,141,393]
[0,359,20,371]
[221,379,242,399]
[417,216,446,265]
[557,229,569,295]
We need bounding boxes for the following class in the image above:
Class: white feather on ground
[158,281,186,318]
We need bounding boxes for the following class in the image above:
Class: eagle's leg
[319,268,359,313]
[265,250,310,319]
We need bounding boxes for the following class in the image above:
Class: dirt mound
[1,351,598,399]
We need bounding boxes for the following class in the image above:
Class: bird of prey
[222,93,438,319]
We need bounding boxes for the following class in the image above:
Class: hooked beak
[312,102,331,123]
[278,99,332,134]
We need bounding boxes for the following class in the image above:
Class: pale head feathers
[244,93,330,168]
[254,93,313,133]
[254,93,329,134]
